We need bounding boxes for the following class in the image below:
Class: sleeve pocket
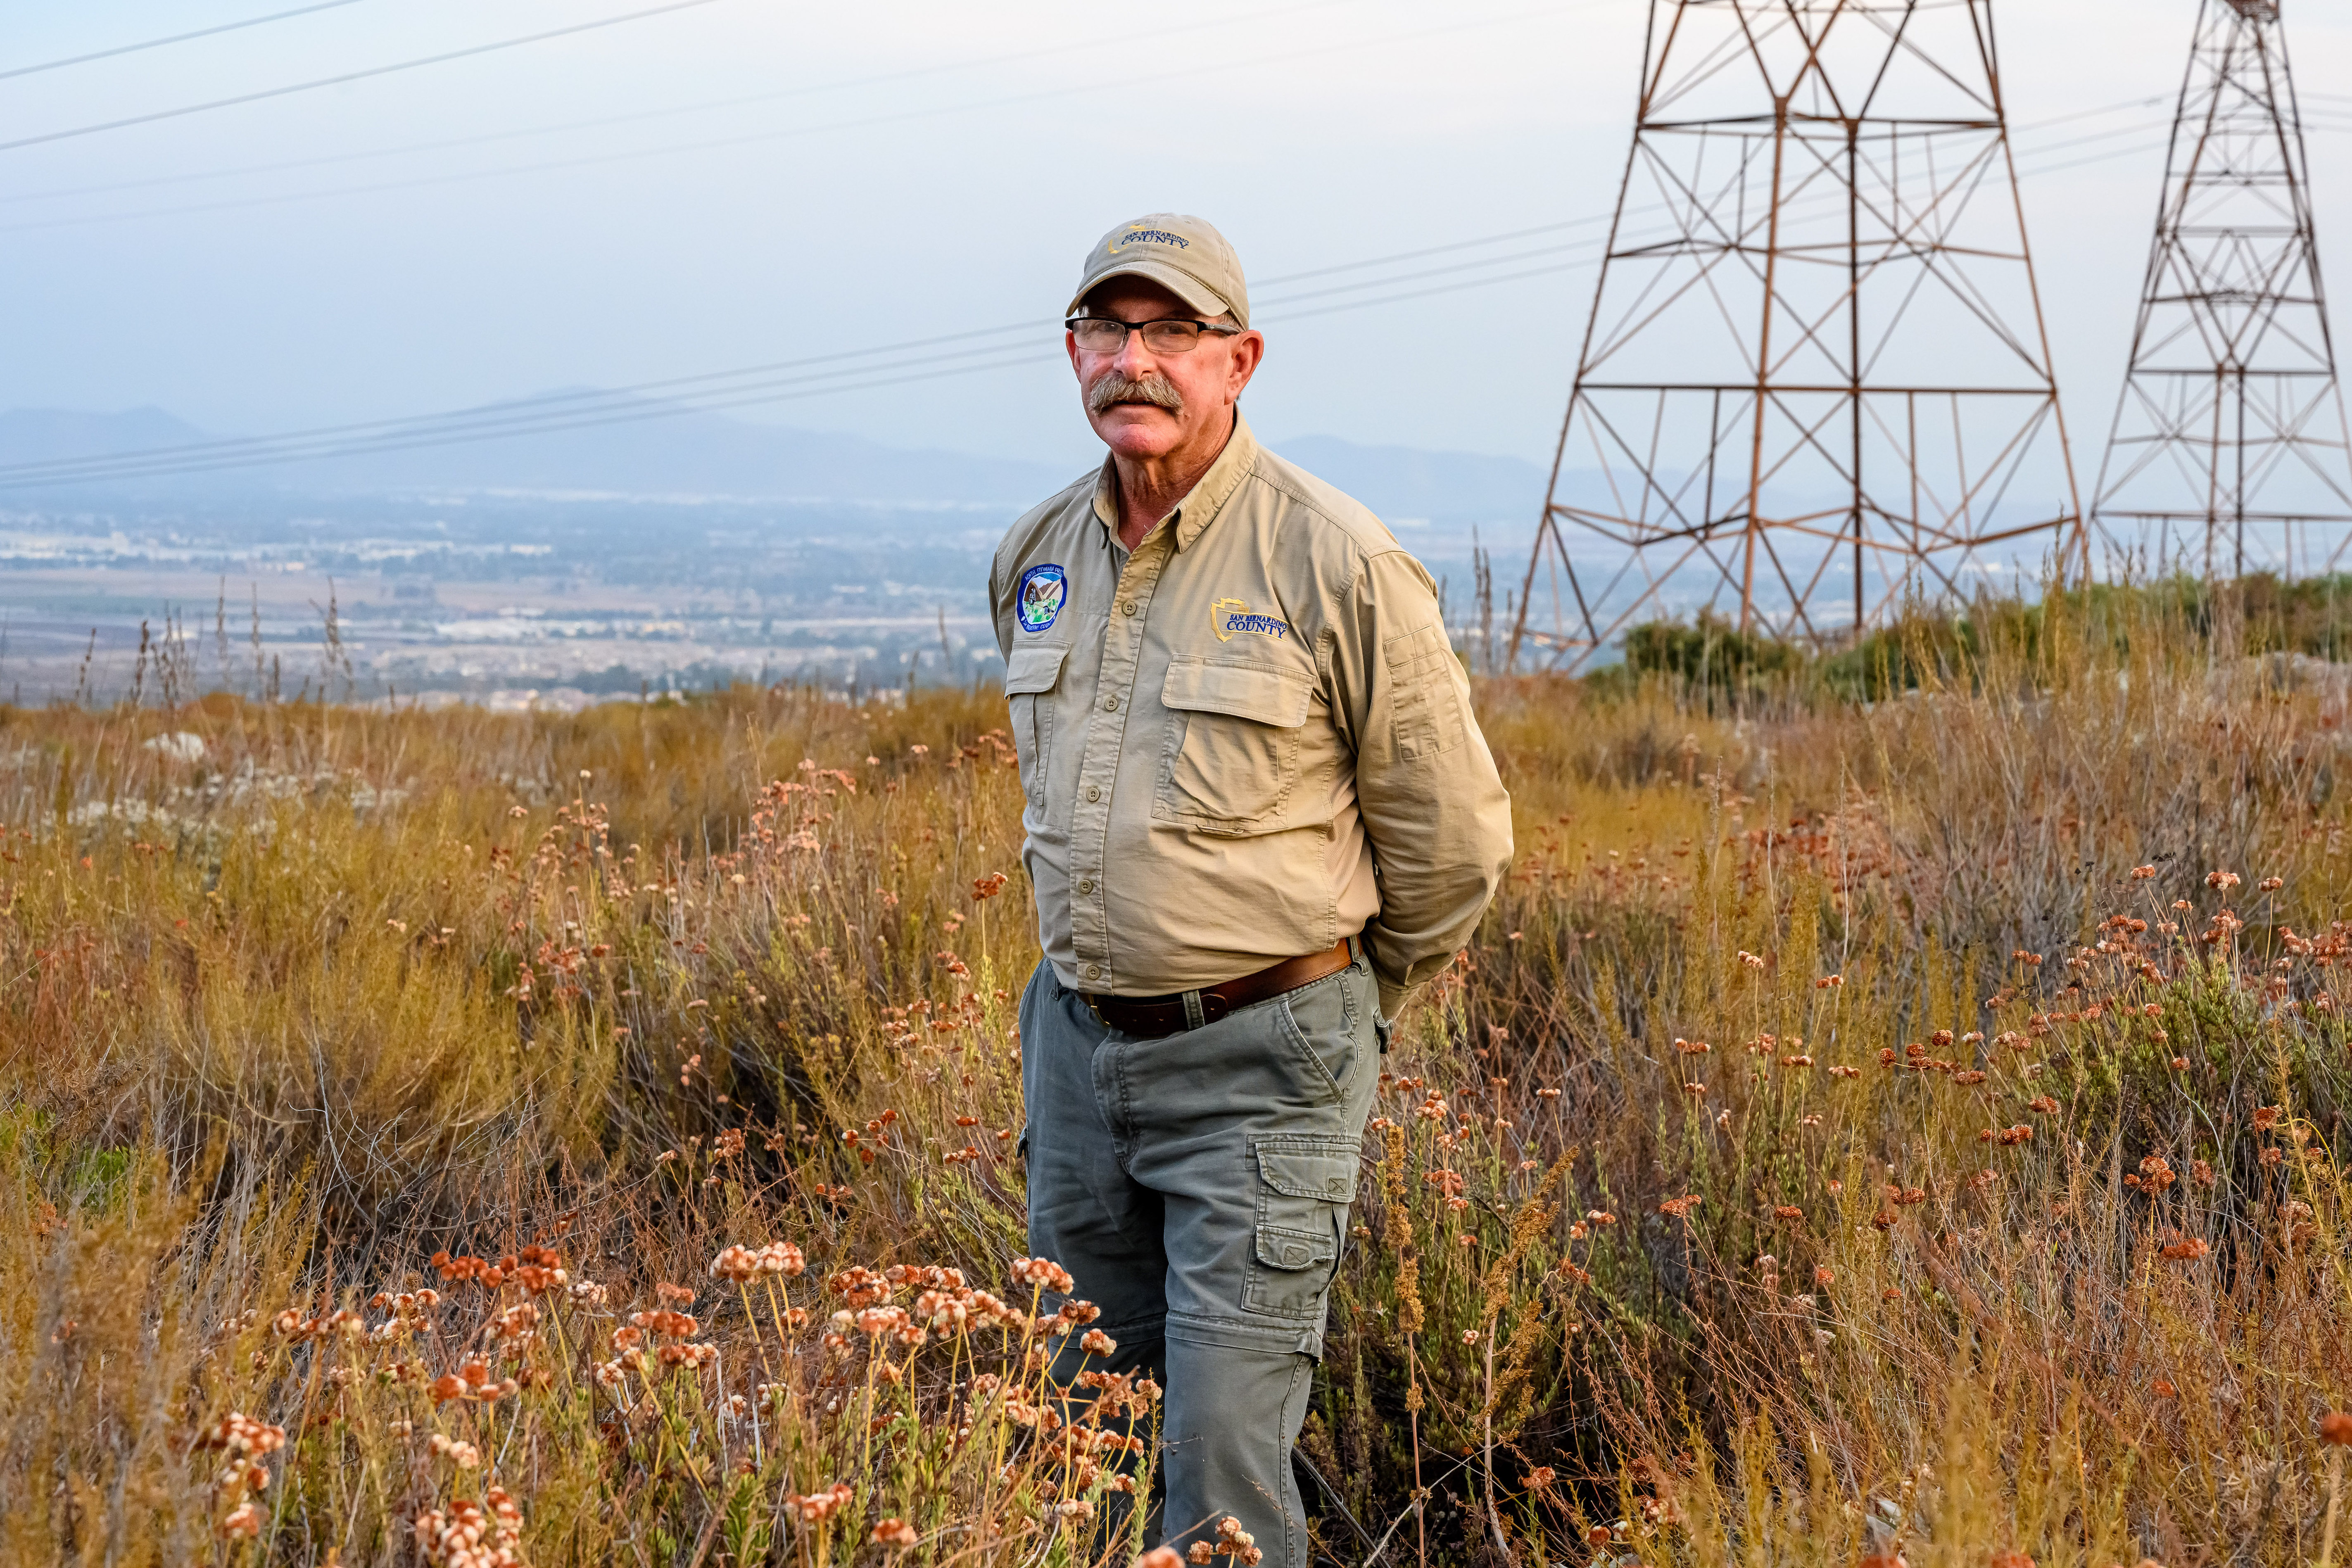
[1382,623,1468,761]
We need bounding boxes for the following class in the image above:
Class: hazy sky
[1,0,2349,480]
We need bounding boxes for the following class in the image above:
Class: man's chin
[1094,406,1185,454]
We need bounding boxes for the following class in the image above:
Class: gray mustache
[1087,371,1185,418]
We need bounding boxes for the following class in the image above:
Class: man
[991,212,1514,1566]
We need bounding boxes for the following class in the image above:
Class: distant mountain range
[0,397,1552,528]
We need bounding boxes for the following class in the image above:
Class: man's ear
[1225,331,1265,404]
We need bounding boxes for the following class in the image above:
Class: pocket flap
[1254,1224,1338,1272]
[1003,644,1068,697]
[1255,1142,1359,1201]
[1162,658,1312,727]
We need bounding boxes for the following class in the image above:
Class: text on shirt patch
[1017,564,1067,633]
[1211,597,1291,642]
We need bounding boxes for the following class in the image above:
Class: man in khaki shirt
[997,213,1512,1566]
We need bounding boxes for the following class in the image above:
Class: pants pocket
[1274,963,1364,1105]
[1243,1135,1357,1318]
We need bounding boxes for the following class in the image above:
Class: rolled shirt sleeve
[1336,549,1515,1020]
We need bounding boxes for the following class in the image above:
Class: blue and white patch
[1017,563,1067,634]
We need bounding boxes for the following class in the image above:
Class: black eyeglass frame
[1064,315,1245,352]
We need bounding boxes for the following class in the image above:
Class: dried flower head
[784,1482,855,1523]
[1010,1257,1076,1295]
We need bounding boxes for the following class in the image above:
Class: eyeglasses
[1065,316,1243,355]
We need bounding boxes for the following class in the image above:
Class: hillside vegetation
[4,587,2351,1567]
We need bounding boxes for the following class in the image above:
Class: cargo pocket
[1154,657,1314,833]
[1003,644,1067,808]
[1243,1136,1358,1318]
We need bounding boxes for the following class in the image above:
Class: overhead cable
[0,1,1589,231]
[0,0,372,83]
[0,0,729,158]
[0,0,1359,210]
[0,221,1655,485]
[0,95,2213,489]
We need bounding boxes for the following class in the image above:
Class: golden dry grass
[4,591,2351,1567]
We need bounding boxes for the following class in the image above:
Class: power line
[0,1,1590,234]
[0,350,1070,486]
[0,92,2215,488]
[0,214,1661,487]
[0,0,373,83]
[0,262,1652,489]
[0,0,730,158]
[0,0,1359,211]
[0,28,2154,239]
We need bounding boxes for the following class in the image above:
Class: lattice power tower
[2091,0,2352,577]
[1508,0,2084,671]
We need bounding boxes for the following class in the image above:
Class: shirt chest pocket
[1003,644,1068,808]
[1153,656,1315,834]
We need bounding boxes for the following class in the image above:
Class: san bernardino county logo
[1106,223,1191,255]
[1017,564,1067,633]
[1211,597,1290,642]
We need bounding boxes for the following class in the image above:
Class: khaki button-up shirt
[989,414,1513,1019]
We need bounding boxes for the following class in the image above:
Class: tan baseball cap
[1066,213,1251,328]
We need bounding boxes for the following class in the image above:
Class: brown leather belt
[1083,938,1355,1039]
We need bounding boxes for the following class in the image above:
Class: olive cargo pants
[1019,947,1381,1567]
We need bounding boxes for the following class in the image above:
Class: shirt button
[1084,963,1102,980]
[1121,601,1137,616]
[1076,878,1095,894]
[1102,696,1119,712]
[1085,784,1102,802]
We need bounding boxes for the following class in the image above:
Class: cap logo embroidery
[1107,224,1191,255]
[1017,564,1067,633]
[1212,598,1290,642]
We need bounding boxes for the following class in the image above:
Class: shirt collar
[1087,412,1260,552]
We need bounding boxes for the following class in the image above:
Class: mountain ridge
[0,398,1550,526]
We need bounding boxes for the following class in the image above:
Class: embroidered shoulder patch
[1212,597,1291,642]
[1017,564,1067,633]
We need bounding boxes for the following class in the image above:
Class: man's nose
[1110,330,1159,378]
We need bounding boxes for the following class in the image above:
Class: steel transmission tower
[1507,0,2084,672]
[2091,0,2352,579]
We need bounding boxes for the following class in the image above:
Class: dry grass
[4,590,2350,1566]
